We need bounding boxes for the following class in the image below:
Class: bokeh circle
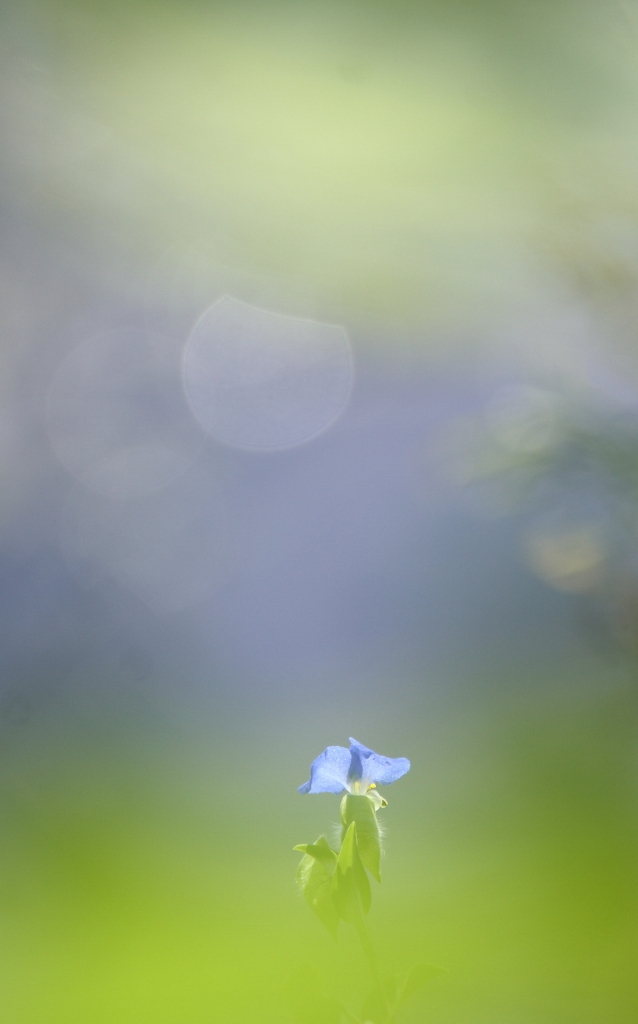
[182,296,353,451]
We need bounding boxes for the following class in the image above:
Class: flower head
[298,738,410,800]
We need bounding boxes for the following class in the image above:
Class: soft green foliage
[461,389,638,511]
[295,786,440,1024]
[294,824,372,935]
[294,837,340,937]
[340,794,382,882]
[331,821,372,924]
[5,686,638,1021]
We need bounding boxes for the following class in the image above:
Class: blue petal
[298,745,351,794]
[348,737,410,786]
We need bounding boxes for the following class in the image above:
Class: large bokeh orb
[182,296,353,451]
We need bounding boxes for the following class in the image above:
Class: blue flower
[298,738,410,800]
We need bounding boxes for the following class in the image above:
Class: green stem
[352,904,392,1023]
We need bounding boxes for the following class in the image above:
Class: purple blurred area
[0,214,588,731]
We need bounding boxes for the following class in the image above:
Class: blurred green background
[2,0,638,1021]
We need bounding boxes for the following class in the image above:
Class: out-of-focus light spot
[182,296,353,451]
[524,525,606,593]
[59,466,228,614]
[47,329,201,499]
[441,386,565,514]
[487,386,564,456]
[144,245,317,342]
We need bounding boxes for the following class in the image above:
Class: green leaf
[294,835,338,867]
[295,836,340,937]
[332,821,371,923]
[340,794,382,882]
[396,962,444,1006]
